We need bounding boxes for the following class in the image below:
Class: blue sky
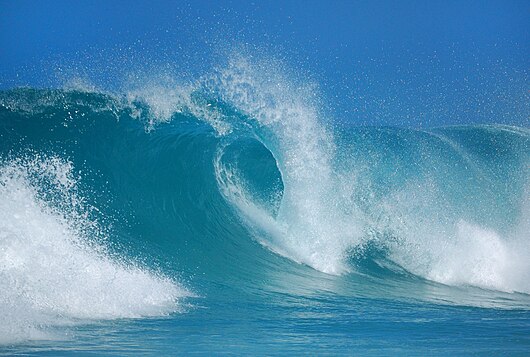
[1,0,528,126]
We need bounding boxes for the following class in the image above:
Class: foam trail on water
[0,156,187,344]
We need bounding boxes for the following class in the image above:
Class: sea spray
[0,155,187,343]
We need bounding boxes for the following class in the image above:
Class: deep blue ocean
[0,53,528,355]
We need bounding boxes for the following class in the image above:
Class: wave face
[0,57,529,351]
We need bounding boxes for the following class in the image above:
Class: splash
[208,55,365,274]
[0,156,188,343]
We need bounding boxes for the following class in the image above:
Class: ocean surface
[1,56,529,355]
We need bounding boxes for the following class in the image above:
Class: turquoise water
[0,58,529,355]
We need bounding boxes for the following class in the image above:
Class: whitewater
[0,55,529,355]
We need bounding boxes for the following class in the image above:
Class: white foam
[426,220,529,293]
[0,157,187,344]
[383,180,530,294]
